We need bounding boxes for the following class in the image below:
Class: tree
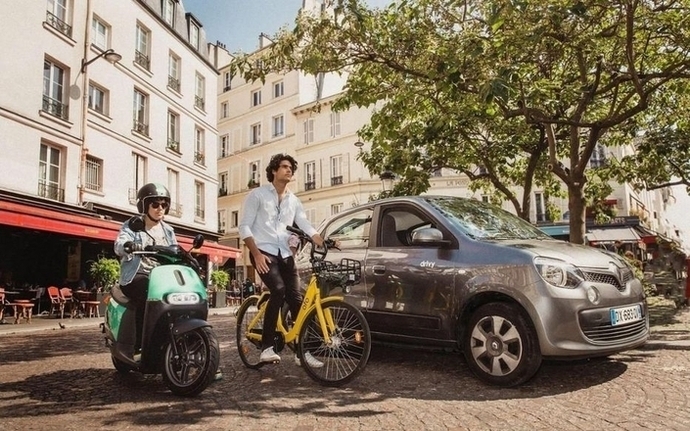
[233,0,690,243]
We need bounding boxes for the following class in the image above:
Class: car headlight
[534,257,585,289]
[167,292,201,305]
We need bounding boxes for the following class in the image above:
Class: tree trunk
[568,183,587,244]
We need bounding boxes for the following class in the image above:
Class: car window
[379,209,432,247]
[323,208,373,249]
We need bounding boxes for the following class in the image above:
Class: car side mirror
[411,227,451,246]
[128,215,145,232]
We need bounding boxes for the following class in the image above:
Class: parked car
[296,196,648,386]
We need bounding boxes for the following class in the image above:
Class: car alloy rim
[470,315,523,376]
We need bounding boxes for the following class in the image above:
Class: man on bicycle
[239,153,325,367]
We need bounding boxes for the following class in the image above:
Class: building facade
[0,0,238,289]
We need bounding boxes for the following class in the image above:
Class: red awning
[0,200,240,261]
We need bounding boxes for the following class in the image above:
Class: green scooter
[101,215,220,397]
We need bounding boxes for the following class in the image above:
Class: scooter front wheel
[162,326,220,397]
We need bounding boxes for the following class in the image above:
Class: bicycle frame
[244,272,342,347]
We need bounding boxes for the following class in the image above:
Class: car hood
[496,239,627,269]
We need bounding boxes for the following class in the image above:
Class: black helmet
[136,183,171,214]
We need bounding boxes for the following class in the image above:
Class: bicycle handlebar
[286,225,337,262]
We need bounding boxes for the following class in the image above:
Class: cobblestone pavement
[0,299,689,431]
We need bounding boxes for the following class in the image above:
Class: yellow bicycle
[236,226,371,386]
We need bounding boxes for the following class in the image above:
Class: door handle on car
[372,265,386,275]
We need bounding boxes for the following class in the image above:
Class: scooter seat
[110,284,133,307]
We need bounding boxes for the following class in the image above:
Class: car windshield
[426,197,553,240]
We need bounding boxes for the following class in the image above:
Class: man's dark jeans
[250,251,301,350]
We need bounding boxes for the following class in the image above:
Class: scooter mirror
[192,234,204,249]
[129,215,145,232]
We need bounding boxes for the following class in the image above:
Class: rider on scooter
[114,183,177,356]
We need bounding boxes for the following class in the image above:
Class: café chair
[47,286,65,319]
[60,287,77,319]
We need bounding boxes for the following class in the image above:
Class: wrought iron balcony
[330,176,343,186]
[45,11,72,37]
[305,181,316,191]
[194,152,205,165]
[38,182,64,202]
[218,188,228,197]
[194,96,205,110]
[167,75,180,92]
[167,139,180,152]
[134,50,150,70]
[42,95,68,120]
[195,207,205,219]
[133,120,149,136]
[168,202,182,217]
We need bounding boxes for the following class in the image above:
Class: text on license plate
[610,304,643,326]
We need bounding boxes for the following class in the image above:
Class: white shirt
[239,183,318,257]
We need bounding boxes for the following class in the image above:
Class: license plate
[610,304,643,326]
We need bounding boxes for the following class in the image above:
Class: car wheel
[463,302,541,387]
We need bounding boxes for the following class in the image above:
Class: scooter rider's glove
[124,241,144,253]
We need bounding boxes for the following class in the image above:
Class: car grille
[581,318,648,343]
[583,268,634,292]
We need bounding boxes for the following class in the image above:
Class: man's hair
[266,153,297,182]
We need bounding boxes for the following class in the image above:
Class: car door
[365,203,458,343]
[317,207,373,310]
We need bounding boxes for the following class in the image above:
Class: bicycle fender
[172,318,211,336]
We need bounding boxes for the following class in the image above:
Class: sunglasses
[150,201,169,210]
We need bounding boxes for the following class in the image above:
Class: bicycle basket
[315,258,361,296]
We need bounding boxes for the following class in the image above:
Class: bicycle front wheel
[298,300,371,386]
[236,296,265,369]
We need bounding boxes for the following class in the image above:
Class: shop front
[0,193,240,291]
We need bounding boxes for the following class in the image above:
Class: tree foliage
[232,0,690,243]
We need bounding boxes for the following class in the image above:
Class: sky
[182,0,391,54]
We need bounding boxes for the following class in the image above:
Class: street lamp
[379,170,396,197]
[354,141,364,152]
[81,48,121,73]
[78,48,121,205]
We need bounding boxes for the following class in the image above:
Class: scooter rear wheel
[161,326,220,397]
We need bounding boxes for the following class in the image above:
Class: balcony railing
[194,96,205,110]
[128,188,137,205]
[223,86,231,92]
[133,120,149,136]
[167,75,180,92]
[194,152,205,165]
[330,176,343,186]
[45,11,72,37]
[167,139,180,152]
[42,95,68,120]
[134,50,150,70]
[218,188,228,197]
[305,181,316,191]
[168,202,182,217]
[195,207,205,219]
[38,182,64,202]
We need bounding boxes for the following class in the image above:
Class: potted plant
[247,178,259,189]
[88,257,120,293]
[209,269,229,308]
[88,257,120,316]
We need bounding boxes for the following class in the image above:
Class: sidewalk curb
[0,307,236,337]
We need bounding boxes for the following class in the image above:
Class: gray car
[298,195,648,386]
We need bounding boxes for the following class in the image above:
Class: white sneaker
[259,347,281,363]
[296,351,324,368]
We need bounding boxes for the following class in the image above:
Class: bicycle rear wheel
[236,296,265,369]
[298,300,371,386]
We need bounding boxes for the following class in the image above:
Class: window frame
[88,81,108,115]
[84,154,103,192]
[272,114,284,137]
